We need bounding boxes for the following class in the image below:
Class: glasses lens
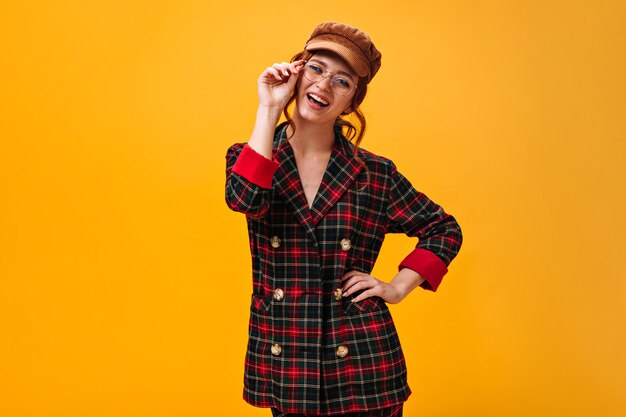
[303,63,322,82]
[331,75,356,96]
[303,63,356,96]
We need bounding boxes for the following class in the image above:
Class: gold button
[273,288,284,301]
[270,236,281,248]
[336,345,349,358]
[334,288,343,301]
[340,238,351,251]
[271,344,282,356]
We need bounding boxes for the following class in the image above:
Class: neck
[286,115,335,155]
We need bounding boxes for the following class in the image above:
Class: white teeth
[308,93,329,105]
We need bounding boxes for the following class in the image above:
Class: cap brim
[305,40,368,78]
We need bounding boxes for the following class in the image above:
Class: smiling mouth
[307,93,329,107]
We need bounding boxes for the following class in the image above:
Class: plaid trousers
[270,404,403,417]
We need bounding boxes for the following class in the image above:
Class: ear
[342,106,353,115]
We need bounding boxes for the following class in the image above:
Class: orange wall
[1,1,625,416]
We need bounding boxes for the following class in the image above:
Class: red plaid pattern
[271,403,403,416]
[225,122,462,415]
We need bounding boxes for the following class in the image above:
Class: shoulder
[356,146,394,167]
[226,142,245,152]
[225,142,246,162]
[340,136,398,175]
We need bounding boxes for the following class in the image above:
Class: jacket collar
[273,122,363,231]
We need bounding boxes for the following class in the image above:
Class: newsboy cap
[304,21,382,83]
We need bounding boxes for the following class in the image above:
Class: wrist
[391,268,426,299]
[257,104,284,122]
[248,107,282,160]
[390,280,411,301]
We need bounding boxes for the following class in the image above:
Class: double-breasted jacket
[224,122,462,415]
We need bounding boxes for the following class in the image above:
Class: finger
[265,67,284,82]
[292,60,306,72]
[341,275,367,289]
[344,280,376,297]
[342,275,370,291]
[281,61,304,76]
[344,278,379,296]
[341,270,366,282]
[352,288,378,303]
[272,63,292,77]
[291,61,305,72]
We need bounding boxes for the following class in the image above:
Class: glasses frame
[301,60,358,96]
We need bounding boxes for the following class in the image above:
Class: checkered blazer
[225,122,462,415]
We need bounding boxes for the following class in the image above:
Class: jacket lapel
[309,131,363,226]
[273,124,363,229]
[273,128,316,235]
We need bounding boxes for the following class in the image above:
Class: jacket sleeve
[225,143,280,218]
[386,162,463,292]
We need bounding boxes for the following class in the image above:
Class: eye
[335,77,352,88]
[307,64,323,74]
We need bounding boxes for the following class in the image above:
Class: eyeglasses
[302,60,358,96]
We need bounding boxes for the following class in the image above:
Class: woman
[225,22,462,417]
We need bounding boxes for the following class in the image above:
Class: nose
[315,74,333,92]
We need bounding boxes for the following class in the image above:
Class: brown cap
[304,21,382,83]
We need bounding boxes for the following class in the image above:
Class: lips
[307,92,330,107]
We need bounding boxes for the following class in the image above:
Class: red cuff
[232,144,280,189]
[398,248,448,292]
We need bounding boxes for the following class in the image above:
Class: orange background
[1,1,625,416]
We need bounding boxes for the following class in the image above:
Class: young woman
[225,21,463,417]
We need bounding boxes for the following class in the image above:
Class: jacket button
[340,238,352,251]
[334,288,343,301]
[273,288,284,301]
[336,345,349,358]
[271,344,282,356]
[270,236,281,248]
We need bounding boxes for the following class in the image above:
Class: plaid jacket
[225,122,462,415]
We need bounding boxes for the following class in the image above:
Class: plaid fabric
[225,122,462,415]
[271,403,403,416]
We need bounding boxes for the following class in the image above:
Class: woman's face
[294,51,358,126]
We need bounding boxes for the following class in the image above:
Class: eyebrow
[308,58,356,80]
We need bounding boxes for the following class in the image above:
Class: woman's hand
[341,268,426,304]
[257,59,306,111]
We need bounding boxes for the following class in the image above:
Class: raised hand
[257,59,306,111]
